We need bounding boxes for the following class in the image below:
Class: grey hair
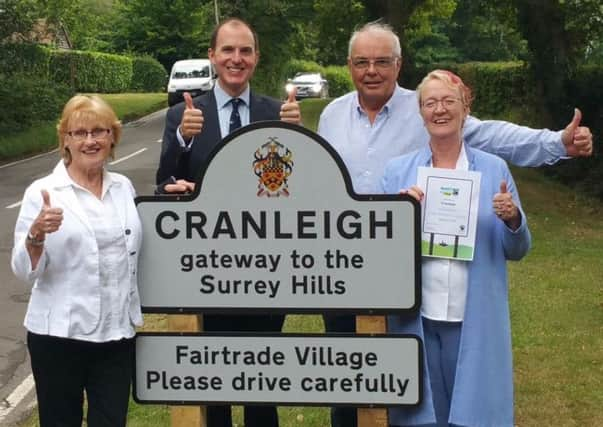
[348,21,402,58]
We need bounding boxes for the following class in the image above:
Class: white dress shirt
[71,177,135,341]
[421,145,470,321]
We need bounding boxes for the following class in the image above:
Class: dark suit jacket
[156,89,282,184]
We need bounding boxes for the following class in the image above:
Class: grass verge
[0,93,166,163]
[508,167,603,427]
[298,98,330,132]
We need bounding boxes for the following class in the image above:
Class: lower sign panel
[134,333,422,407]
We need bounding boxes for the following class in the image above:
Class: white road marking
[0,149,59,170]
[0,374,35,422]
[5,201,22,209]
[5,147,149,208]
[109,147,148,165]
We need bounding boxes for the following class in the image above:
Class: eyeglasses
[67,128,111,141]
[421,97,462,111]
[351,57,398,70]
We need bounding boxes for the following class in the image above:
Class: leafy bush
[282,59,324,81]
[0,72,72,136]
[0,43,51,76]
[49,50,132,93]
[323,65,353,97]
[131,55,167,92]
[546,64,603,199]
[405,61,535,118]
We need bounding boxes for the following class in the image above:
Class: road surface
[0,108,167,426]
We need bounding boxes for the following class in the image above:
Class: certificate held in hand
[417,166,481,261]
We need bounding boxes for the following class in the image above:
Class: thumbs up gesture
[29,190,64,243]
[561,108,593,157]
[280,86,302,124]
[492,181,520,230]
[179,92,204,141]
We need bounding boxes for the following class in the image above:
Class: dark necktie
[229,98,242,134]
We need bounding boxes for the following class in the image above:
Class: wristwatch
[26,230,45,247]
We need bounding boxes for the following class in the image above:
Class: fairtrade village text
[146,343,410,397]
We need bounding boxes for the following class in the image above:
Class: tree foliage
[0,0,37,41]
[4,0,601,104]
[450,0,527,61]
[214,0,298,95]
[112,0,213,72]
[313,0,367,65]
[58,0,119,52]
[403,0,458,67]
[514,0,603,124]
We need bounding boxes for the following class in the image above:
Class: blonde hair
[417,70,473,110]
[57,95,122,165]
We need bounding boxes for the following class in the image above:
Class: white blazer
[11,161,143,339]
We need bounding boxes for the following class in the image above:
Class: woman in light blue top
[382,70,531,427]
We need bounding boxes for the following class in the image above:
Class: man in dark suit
[157,17,300,190]
[155,17,300,427]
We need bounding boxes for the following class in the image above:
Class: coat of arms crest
[252,137,294,197]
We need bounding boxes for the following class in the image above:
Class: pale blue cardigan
[381,144,531,427]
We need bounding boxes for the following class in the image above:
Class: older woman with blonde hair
[382,70,531,427]
[11,95,142,427]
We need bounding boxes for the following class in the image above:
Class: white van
[167,59,215,106]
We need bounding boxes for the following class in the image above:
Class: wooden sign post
[168,314,206,427]
[357,315,388,427]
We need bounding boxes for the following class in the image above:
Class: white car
[285,72,329,99]
[167,59,215,106]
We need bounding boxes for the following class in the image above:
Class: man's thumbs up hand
[280,86,301,125]
[29,190,64,243]
[287,86,297,104]
[562,108,593,157]
[179,92,204,141]
[184,92,194,110]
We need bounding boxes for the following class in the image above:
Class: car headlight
[312,83,322,93]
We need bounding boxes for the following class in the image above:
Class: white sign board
[136,122,420,314]
[134,333,422,406]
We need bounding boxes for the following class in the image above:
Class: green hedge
[0,72,71,136]
[0,43,165,140]
[0,43,166,93]
[547,65,603,198]
[323,65,354,98]
[49,49,132,93]
[404,61,535,118]
[282,59,324,81]
[131,55,167,92]
[0,43,52,76]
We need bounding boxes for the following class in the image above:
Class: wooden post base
[356,315,388,427]
[168,314,206,427]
